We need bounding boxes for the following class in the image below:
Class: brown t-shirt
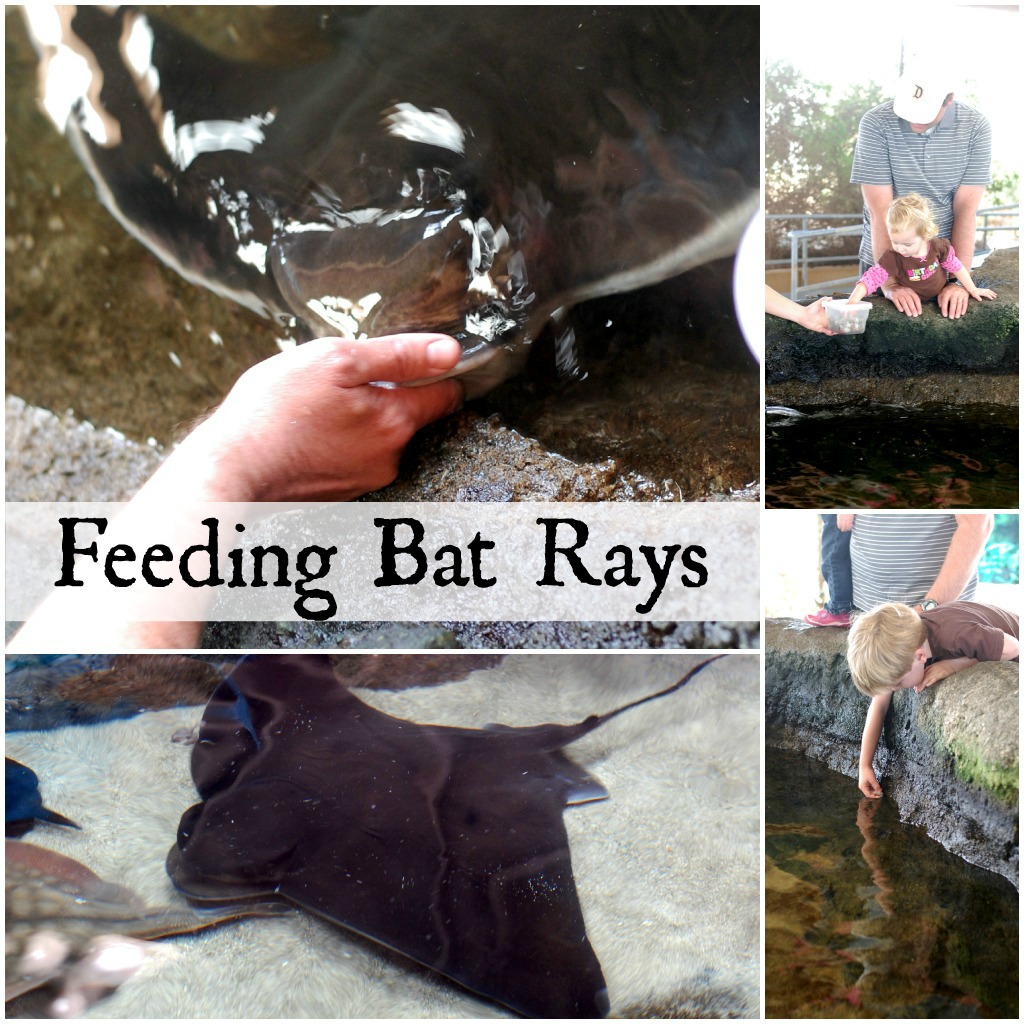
[921,602,1019,663]
[879,238,957,300]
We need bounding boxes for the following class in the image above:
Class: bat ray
[25,6,758,396]
[5,758,80,839]
[166,653,724,1018]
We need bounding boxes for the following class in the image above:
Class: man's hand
[937,282,970,318]
[837,514,855,531]
[882,284,922,317]
[7,333,466,653]
[858,763,883,799]
[188,333,465,503]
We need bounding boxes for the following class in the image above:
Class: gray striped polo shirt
[850,514,979,611]
[850,100,992,266]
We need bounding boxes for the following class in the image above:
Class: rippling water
[4,8,758,492]
[766,749,1018,1018]
[766,403,1019,508]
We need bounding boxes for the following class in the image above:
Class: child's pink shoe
[803,609,852,627]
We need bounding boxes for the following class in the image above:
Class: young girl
[848,193,997,311]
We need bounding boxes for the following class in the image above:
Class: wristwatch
[920,599,939,611]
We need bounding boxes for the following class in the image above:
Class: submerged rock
[765,618,1019,886]
[766,247,1019,406]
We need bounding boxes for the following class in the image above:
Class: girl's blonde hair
[847,602,928,698]
[886,193,938,240]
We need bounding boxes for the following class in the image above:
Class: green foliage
[986,165,1019,210]
[766,62,888,258]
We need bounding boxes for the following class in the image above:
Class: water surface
[766,403,1018,508]
[766,749,1018,1019]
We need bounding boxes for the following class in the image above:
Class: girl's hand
[971,288,997,301]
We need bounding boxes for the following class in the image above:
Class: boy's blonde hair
[887,193,938,241]
[847,602,928,698]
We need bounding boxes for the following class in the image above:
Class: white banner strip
[6,502,758,623]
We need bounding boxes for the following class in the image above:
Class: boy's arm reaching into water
[858,691,892,798]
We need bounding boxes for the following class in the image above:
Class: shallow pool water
[5,654,761,1019]
[765,403,1019,508]
[765,749,1018,1018]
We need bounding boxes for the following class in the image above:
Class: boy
[846,601,1019,799]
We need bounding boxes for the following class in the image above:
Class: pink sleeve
[940,244,963,273]
[858,263,890,295]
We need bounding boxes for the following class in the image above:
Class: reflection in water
[766,750,1017,1019]
[766,403,1019,509]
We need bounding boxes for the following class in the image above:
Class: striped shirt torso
[850,514,978,611]
[850,101,992,266]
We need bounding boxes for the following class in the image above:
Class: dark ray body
[5,759,80,838]
[166,654,722,1017]
[27,6,758,394]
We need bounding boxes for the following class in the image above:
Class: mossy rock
[766,247,1019,388]
[922,664,1020,804]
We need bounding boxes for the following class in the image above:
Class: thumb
[333,334,463,386]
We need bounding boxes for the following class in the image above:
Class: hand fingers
[331,334,463,385]
[895,293,920,316]
[940,291,968,319]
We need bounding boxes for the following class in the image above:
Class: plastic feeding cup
[824,299,871,335]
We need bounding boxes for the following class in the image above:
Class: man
[850,513,993,614]
[805,512,991,628]
[850,69,992,319]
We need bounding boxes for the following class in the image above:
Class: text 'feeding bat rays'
[25,6,758,396]
[166,654,726,1017]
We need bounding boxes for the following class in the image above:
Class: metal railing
[767,205,1019,300]
[977,204,1020,252]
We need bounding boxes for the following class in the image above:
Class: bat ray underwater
[25,6,758,397]
[166,654,725,1018]
[5,758,80,838]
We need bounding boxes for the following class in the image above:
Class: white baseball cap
[893,70,955,123]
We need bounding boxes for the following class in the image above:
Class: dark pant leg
[820,514,853,613]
